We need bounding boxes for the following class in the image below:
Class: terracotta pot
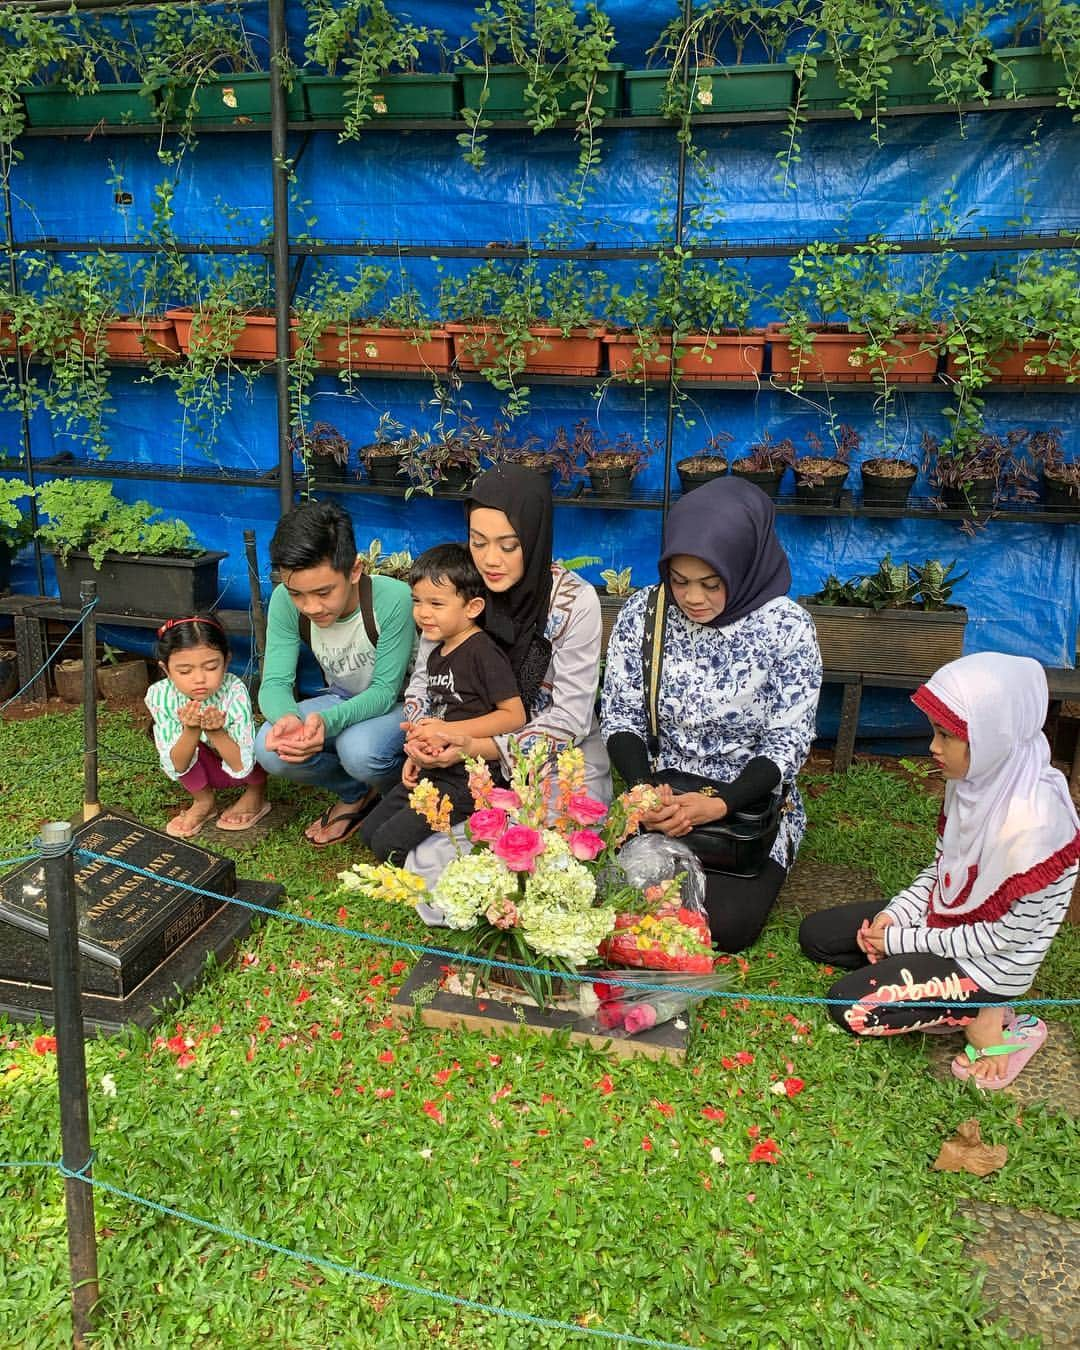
[944,340,1080,384]
[167,307,278,360]
[769,325,940,383]
[674,330,767,380]
[446,324,604,375]
[101,318,181,361]
[603,332,672,378]
[291,321,453,373]
[96,658,149,702]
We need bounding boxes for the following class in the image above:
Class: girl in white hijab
[800,653,1079,1089]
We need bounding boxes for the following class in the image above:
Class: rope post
[40,821,99,1347]
[79,582,99,821]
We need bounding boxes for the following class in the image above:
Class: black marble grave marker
[0,811,283,1033]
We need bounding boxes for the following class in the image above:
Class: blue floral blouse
[601,590,823,867]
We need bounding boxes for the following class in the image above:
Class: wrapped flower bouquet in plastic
[599,835,715,973]
[577,969,732,1038]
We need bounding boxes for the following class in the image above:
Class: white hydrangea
[518,900,614,966]
[433,851,515,929]
[527,849,596,912]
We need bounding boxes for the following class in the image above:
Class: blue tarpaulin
[2,1,1077,744]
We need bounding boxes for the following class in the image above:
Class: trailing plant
[35,479,199,567]
[907,0,1002,120]
[439,258,607,415]
[304,0,447,140]
[456,0,618,207]
[923,427,1035,506]
[164,258,273,447]
[404,411,492,497]
[555,420,659,481]
[796,423,858,486]
[0,7,79,152]
[679,430,734,472]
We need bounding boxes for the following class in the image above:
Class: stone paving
[926,1020,1080,1119]
[777,857,878,916]
[960,1201,1080,1348]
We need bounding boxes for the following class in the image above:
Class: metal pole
[40,820,99,1347]
[268,0,294,518]
[79,582,99,821]
[243,529,266,701]
[660,0,694,521]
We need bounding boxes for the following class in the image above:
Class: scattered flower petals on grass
[378,1051,395,1064]
[100,1073,117,1097]
[772,1077,806,1097]
[701,1105,726,1123]
[294,989,312,1006]
[390,960,408,976]
[710,1147,726,1165]
[176,1052,196,1070]
[422,1100,445,1125]
[651,1099,675,1117]
[641,1137,653,1152]
[596,1073,614,1095]
[374,1088,394,1100]
[749,1139,781,1165]
[583,1137,595,1149]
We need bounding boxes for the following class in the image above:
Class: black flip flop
[308,791,380,849]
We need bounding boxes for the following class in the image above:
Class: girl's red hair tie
[155,616,226,640]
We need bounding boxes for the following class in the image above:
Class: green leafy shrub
[35,479,199,567]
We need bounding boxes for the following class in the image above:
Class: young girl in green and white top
[146,615,269,840]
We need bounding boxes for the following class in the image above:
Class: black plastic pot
[309,456,350,484]
[676,458,728,494]
[1041,470,1080,509]
[587,465,634,498]
[363,453,403,486]
[860,461,918,507]
[795,472,848,506]
[52,549,228,618]
[437,465,472,493]
[941,479,996,512]
[730,464,784,498]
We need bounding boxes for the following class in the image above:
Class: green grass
[0,708,1076,1348]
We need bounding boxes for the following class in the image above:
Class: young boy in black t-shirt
[359,544,526,865]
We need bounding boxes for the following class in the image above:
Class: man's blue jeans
[254,694,405,803]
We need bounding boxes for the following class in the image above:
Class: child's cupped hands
[178,700,205,728]
[200,706,226,731]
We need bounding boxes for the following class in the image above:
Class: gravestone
[0,811,283,1034]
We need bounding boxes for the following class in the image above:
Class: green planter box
[458,64,625,120]
[626,63,794,115]
[167,73,305,125]
[22,83,157,127]
[304,73,460,119]
[800,55,945,107]
[990,47,1070,99]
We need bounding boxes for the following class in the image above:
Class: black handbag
[641,586,785,877]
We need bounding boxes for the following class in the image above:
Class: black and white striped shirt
[882,855,1078,996]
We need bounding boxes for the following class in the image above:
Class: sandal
[217,802,274,833]
[308,792,379,849]
[951,1016,1048,1090]
[166,809,217,840]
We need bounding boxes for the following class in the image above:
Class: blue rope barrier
[74,849,1080,1010]
[0,853,42,870]
[0,1156,690,1349]
[0,599,98,711]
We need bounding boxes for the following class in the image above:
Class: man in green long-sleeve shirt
[255,502,415,847]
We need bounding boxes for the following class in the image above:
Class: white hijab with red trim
[912,652,1080,926]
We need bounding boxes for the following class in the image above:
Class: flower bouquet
[338,737,664,1008]
[577,970,732,1038]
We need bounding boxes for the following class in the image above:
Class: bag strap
[297,572,379,650]
[641,583,668,763]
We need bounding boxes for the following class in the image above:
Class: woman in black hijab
[601,477,823,951]
[400,465,611,895]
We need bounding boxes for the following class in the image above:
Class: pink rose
[623,1004,658,1035]
[485,897,520,930]
[492,825,545,873]
[467,808,508,844]
[568,829,604,862]
[565,793,608,827]
[488,788,522,811]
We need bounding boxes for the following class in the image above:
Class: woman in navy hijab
[601,478,823,950]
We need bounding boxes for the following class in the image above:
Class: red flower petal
[374,1088,394,1100]
[583,1138,595,1149]
[735,1051,754,1066]
[783,1077,806,1097]
[422,1100,445,1124]
[31,1035,56,1055]
[294,989,312,1005]
[651,1099,675,1118]
[378,1051,395,1064]
[369,975,385,987]
[702,1105,726,1123]
[176,1052,196,1070]
[641,1137,653,1152]
[595,1074,614,1095]
[488,1053,502,1066]
[336,906,348,925]
[257,1015,272,1034]
[390,960,408,976]
[747,1125,761,1140]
